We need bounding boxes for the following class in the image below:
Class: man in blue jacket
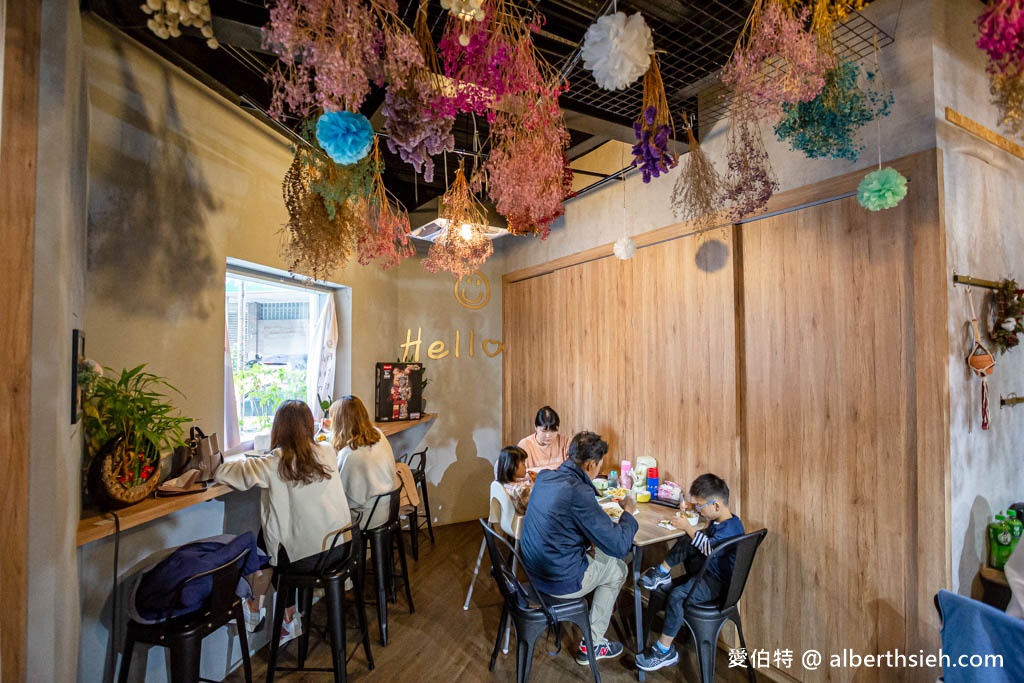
[521,431,639,665]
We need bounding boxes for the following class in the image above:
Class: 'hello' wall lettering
[399,327,504,361]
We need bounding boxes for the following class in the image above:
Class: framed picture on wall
[71,329,85,424]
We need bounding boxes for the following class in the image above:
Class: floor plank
[226,521,754,682]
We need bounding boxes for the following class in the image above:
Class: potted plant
[81,364,191,509]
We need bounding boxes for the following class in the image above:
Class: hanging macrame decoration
[580,11,655,91]
[316,111,375,166]
[632,54,677,183]
[670,124,724,225]
[424,161,494,277]
[991,279,1024,353]
[966,289,996,430]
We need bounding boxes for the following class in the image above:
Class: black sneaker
[638,567,672,590]
[635,644,680,671]
[575,640,624,665]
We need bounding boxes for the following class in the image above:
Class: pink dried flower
[977,0,1024,73]
[722,119,779,220]
[722,1,832,123]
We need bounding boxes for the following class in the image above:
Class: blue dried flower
[857,167,907,211]
[316,111,374,165]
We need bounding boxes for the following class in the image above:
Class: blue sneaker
[636,643,679,671]
[638,566,672,590]
[575,640,624,665]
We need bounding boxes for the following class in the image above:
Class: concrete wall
[73,14,502,681]
[27,1,88,680]
[933,0,1024,594]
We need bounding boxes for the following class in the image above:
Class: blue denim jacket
[520,459,638,595]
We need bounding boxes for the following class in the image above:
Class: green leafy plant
[81,364,191,464]
[318,393,333,413]
[234,364,306,433]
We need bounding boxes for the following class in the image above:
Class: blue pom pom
[857,167,908,211]
[316,111,374,165]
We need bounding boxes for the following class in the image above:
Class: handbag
[184,426,223,482]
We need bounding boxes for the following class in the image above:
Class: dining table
[621,501,694,682]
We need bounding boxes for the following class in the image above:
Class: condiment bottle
[1007,510,1023,554]
[620,461,633,490]
[647,467,659,497]
[989,514,1012,570]
[608,470,619,490]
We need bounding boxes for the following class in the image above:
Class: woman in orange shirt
[517,405,571,470]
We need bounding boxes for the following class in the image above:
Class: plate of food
[607,487,630,502]
[600,501,624,522]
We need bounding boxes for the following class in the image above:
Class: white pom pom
[458,32,471,46]
[613,236,637,260]
[581,11,654,91]
[440,0,451,9]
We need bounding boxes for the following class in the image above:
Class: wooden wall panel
[503,232,738,504]
[502,150,948,682]
[0,1,40,681]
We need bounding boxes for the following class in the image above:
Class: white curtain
[223,325,241,448]
[306,293,338,421]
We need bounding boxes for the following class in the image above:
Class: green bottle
[989,514,1013,570]
[1007,510,1023,556]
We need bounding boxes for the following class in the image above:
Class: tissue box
[658,482,682,502]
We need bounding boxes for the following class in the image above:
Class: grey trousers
[552,549,627,643]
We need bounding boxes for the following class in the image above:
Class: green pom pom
[857,167,908,211]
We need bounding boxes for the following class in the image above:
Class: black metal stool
[118,549,252,683]
[401,448,434,559]
[266,520,374,683]
[362,485,415,646]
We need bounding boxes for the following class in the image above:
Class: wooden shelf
[77,413,439,547]
[77,484,234,547]
[374,413,438,438]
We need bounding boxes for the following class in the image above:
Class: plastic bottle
[1007,510,1023,555]
[620,461,633,490]
[608,470,619,490]
[647,466,660,497]
[989,514,1012,570]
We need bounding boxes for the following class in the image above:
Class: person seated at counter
[214,399,351,645]
[495,445,532,515]
[635,473,745,672]
[517,405,571,470]
[329,395,397,530]
[520,431,638,666]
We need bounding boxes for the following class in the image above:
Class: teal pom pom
[857,167,907,211]
[316,111,374,165]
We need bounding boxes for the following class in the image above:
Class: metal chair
[266,519,374,683]
[362,485,414,646]
[400,448,434,553]
[464,480,523,610]
[643,528,768,683]
[480,520,601,683]
[118,549,252,683]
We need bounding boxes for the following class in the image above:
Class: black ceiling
[84,0,756,212]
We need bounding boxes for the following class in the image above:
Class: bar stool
[401,448,434,553]
[266,519,374,683]
[362,485,415,646]
[118,549,252,683]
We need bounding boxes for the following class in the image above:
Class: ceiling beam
[560,107,636,145]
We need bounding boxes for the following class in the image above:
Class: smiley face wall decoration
[454,271,491,310]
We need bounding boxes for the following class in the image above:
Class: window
[226,268,335,441]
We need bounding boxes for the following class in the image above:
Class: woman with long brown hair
[330,395,397,529]
[216,400,351,643]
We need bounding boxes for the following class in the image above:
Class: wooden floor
[226,521,754,682]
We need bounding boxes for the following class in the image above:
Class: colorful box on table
[374,362,423,422]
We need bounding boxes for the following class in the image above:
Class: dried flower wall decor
[485,97,571,237]
[977,0,1024,139]
[670,126,724,226]
[991,279,1024,353]
[774,59,893,161]
[722,116,779,221]
[631,54,677,183]
[424,162,494,277]
[721,0,832,124]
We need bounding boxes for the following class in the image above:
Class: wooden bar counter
[76,413,437,546]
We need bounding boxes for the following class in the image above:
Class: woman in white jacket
[330,395,398,530]
[215,400,351,641]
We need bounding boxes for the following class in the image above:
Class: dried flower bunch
[722,116,779,221]
[424,162,494,277]
[671,126,724,226]
[141,0,219,48]
[486,98,571,237]
[774,59,892,161]
[990,279,1024,353]
[722,0,832,124]
[977,0,1024,139]
[632,55,677,183]
[360,139,415,270]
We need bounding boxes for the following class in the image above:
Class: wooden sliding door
[503,232,739,499]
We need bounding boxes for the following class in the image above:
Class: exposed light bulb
[459,223,474,241]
